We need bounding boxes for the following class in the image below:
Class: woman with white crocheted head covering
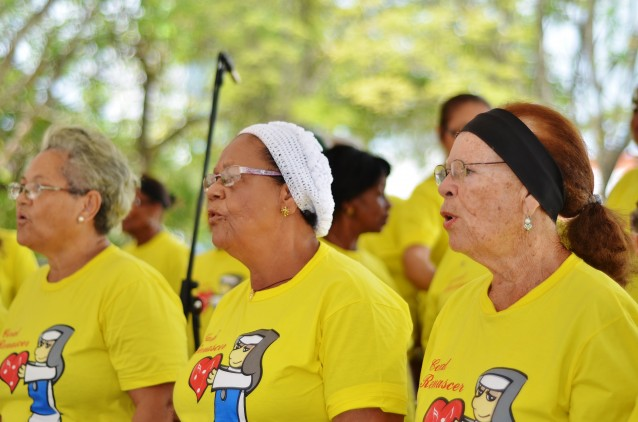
[173,122,412,421]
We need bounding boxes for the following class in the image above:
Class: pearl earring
[523,215,532,231]
[78,215,85,223]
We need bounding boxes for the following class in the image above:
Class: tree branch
[0,0,57,85]
[148,114,208,156]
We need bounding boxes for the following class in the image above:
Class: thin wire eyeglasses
[434,160,506,186]
[203,165,282,189]
[7,182,84,201]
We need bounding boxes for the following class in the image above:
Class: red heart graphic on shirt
[0,351,29,393]
[189,354,222,402]
[424,398,465,422]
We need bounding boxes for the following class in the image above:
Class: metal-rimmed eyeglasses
[203,165,282,189]
[434,160,506,186]
[7,182,84,201]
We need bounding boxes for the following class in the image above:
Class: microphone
[219,52,241,84]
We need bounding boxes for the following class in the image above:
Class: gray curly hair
[41,126,137,234]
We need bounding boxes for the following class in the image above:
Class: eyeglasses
[203,165,282,189]
[7,182,84,201]
[434,160,506,185]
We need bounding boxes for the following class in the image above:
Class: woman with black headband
[415,103,638,421]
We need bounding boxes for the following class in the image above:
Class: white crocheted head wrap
[239,121,334,237]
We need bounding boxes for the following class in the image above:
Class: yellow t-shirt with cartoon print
[173,242,412,421]
[0,245,188,421]
[123,229,189,295]
[415,253,638,421]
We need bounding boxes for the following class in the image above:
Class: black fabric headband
[461,108,565,221]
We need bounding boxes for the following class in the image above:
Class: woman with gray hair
[173,121,412,421]
[0,126,187,420]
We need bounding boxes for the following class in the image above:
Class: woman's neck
[242,232,320,292]
[46,235,110,282]
[132,223,162,246]
[485,237,570,311]
[324,215,359,250]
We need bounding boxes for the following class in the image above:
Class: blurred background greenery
[1,0,636,250]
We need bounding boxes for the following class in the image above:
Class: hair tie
[577,193,603,214]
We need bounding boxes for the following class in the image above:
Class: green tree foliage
[1,0,635,246]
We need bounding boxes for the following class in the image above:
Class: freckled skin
[438,133,528,260]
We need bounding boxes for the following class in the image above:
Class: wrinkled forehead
[449,132,502,162]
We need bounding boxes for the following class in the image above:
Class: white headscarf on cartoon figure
[240,121,334,237]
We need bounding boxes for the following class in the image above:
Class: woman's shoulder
[569,257,638,311]
[89,245,175,291]
[314,244,408,308]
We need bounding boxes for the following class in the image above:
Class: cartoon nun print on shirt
[470,368,527,422]
[18,325,74,422]
[424,367,527,422]
[189,328,279,422]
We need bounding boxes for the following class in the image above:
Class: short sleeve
[569,312,638,420]
[321,293,412,418]
[101,265,188,391]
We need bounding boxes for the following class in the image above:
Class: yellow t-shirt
[415,253,638,421]
[358,196,409,294]
[398,176,447,267]
[605,170,638,302]
[606,167,638,226]
[361,178,446,343]
[123,230,189,295]
[321,239,399,293]
[173,243,412,421]
[0,245,188,420]
[419,248,489,350]
[0,304,6,334]
[321,240,416,421]
[626,279,638,303]
[189,248,249,353]
[0,228,38,309]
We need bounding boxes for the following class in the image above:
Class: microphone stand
[180,52,240,350]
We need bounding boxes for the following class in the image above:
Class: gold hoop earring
[281,206,290,217]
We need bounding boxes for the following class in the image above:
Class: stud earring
[281,206,290,217]
[78,215,85,223]
[523,215,532,231]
